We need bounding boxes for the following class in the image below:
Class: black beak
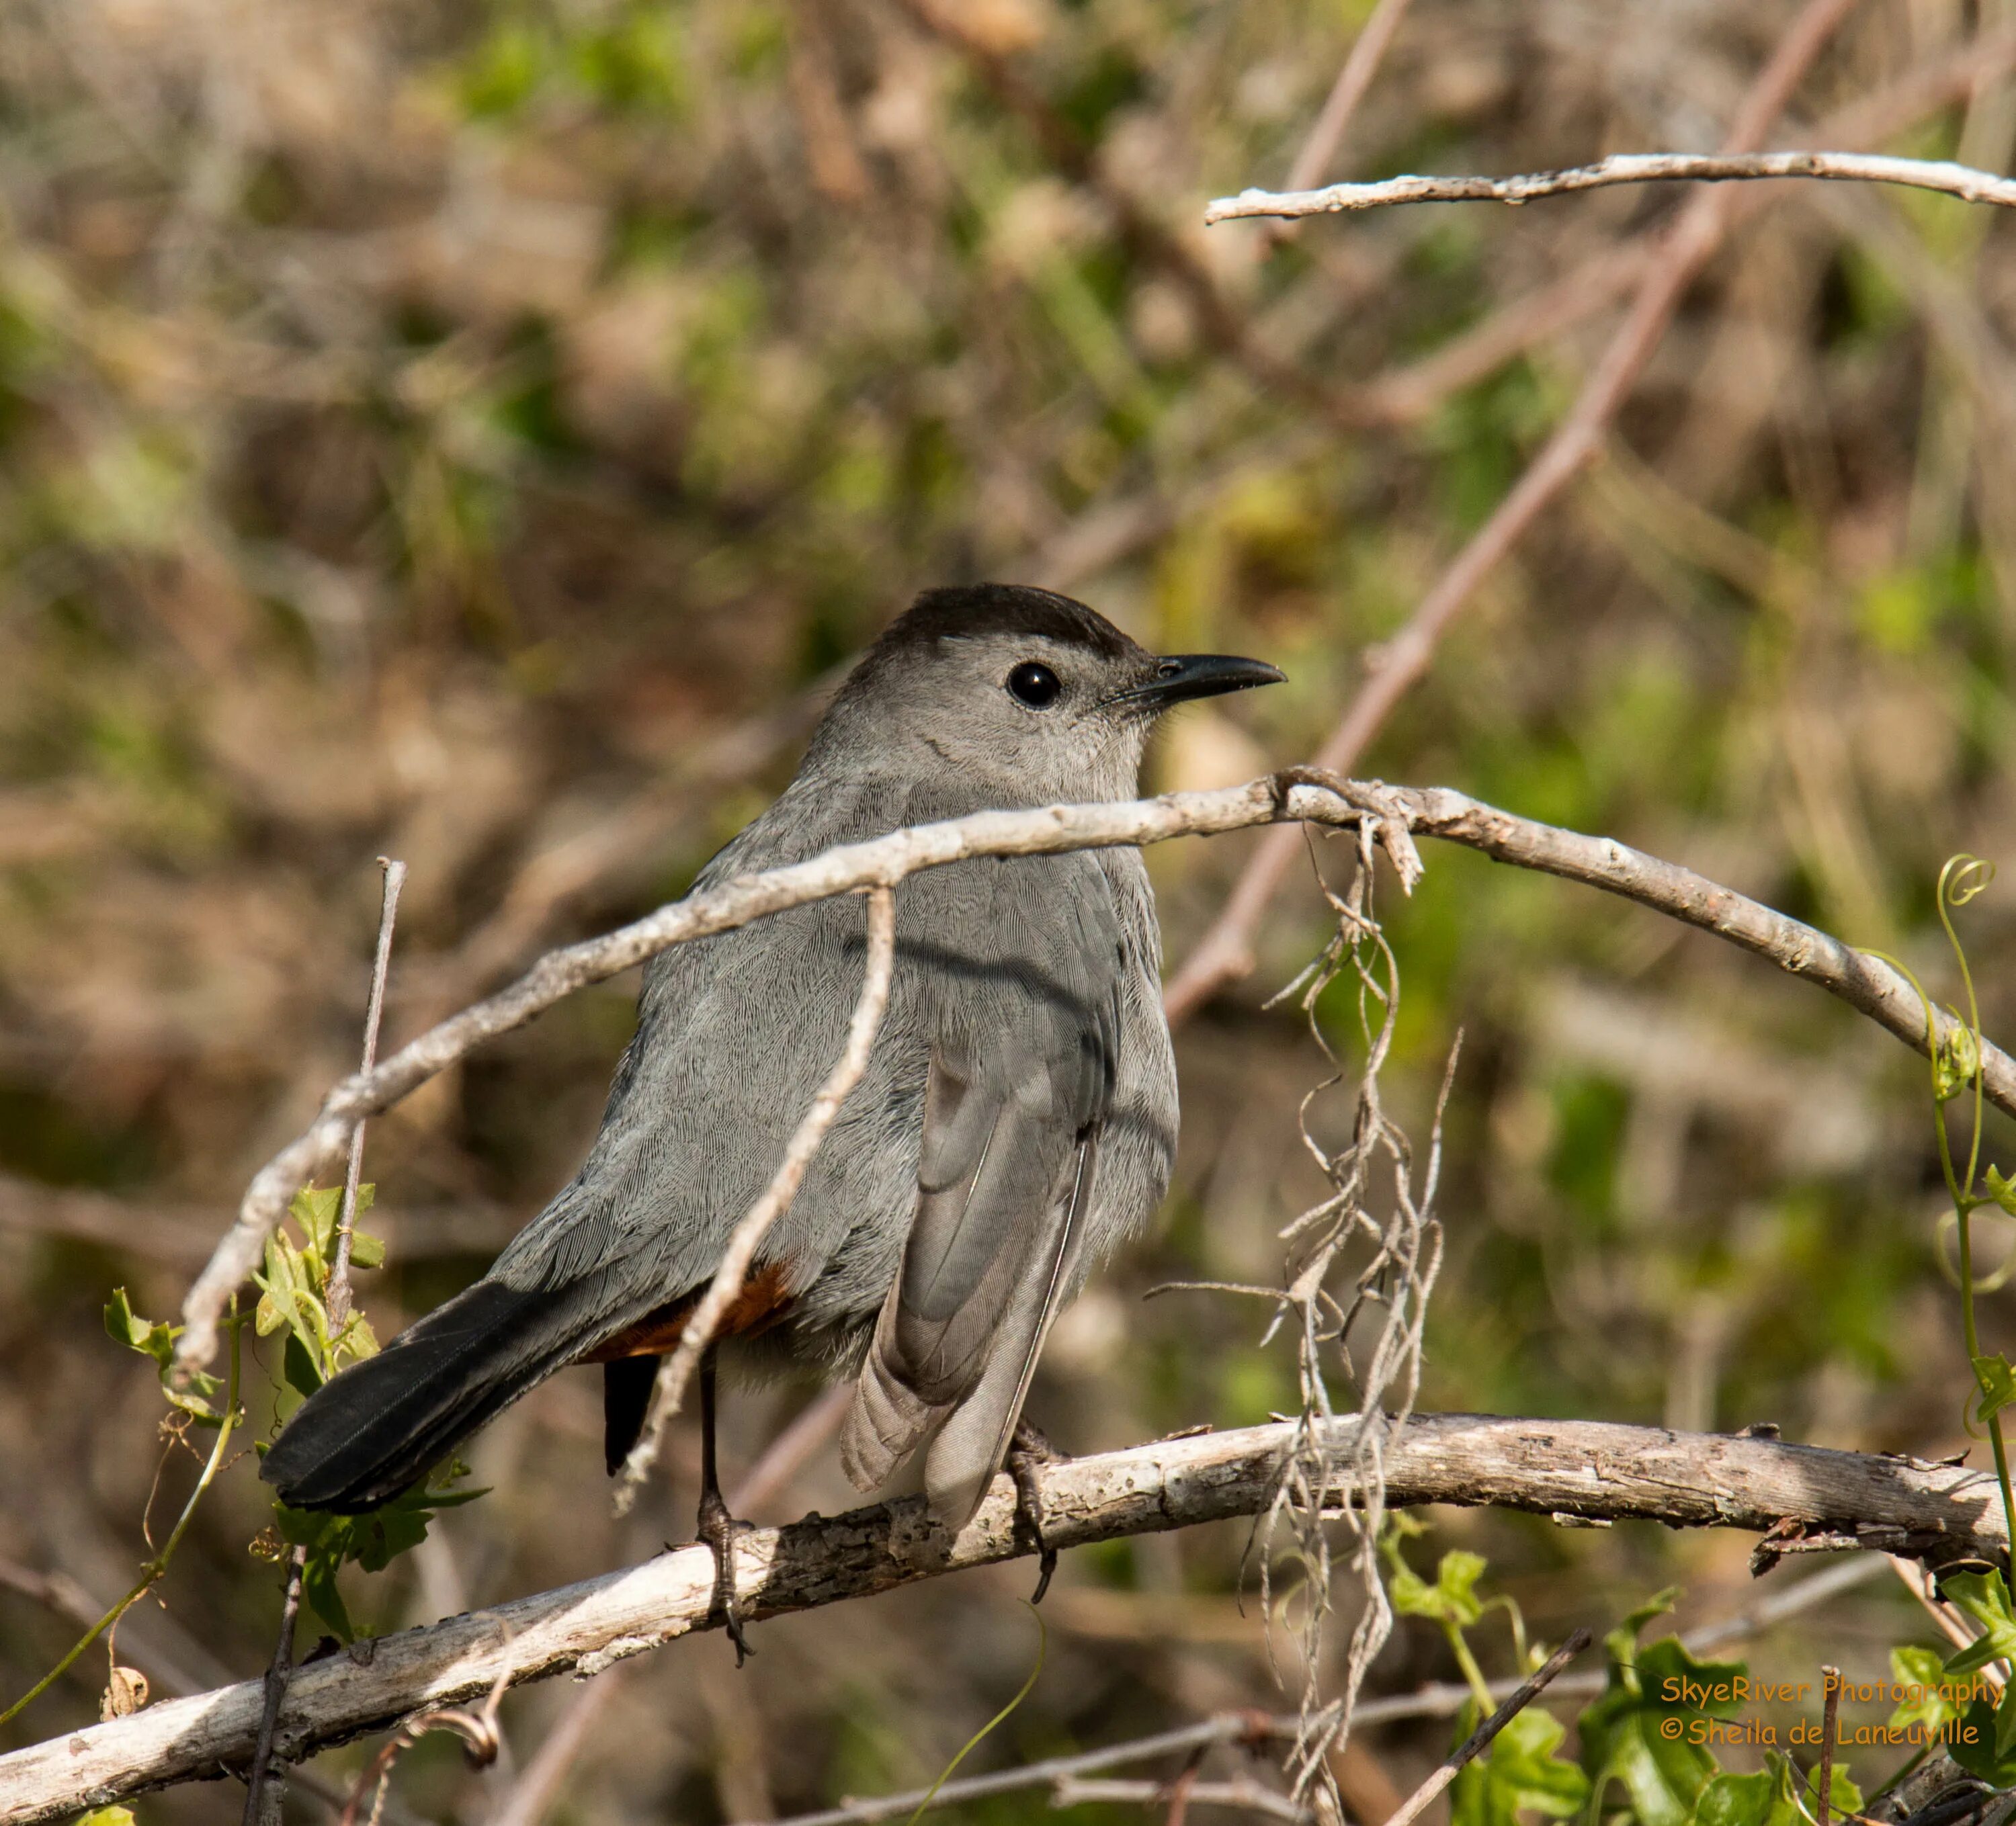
[1118,652,1286,710]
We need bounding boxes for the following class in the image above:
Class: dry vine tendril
[1156,818,1452,1817]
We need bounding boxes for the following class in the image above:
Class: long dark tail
[261,1276,607,1512]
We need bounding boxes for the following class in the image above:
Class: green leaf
[289,1185,345,1262]
[105,1287,222,1421]
[1951,1682,2016,1784]
[1941,1572,2016,1676]
[301,1553,355,1642]
[1451,1705,1589,1826]
[1691,1770,1773,1826]
[1581,1631,1746,1826]
[347,1229,386,1270]
[274,1462,489,1645]
[282,1334,325,1401]
[105,1287,173,1370]
[1391,1548,1487,1628]
[1603,1589,1678,1672]
[1936,1015,1982,1102]
[1690,1755,1861,1826]
[1985,1166,2016,1217]
[73,1809,139,1825]
[1890,1645,1964,1735]
[1974,1356,2016,1425]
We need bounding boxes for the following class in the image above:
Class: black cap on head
[880,584,1144,661]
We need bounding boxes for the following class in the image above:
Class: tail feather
[261,1278,602,1512]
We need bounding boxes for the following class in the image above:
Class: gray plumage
[263,584,1282,1528]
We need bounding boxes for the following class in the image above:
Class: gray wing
[840,851,1122,1526]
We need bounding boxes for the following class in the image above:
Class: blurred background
[4,0,2016,1819]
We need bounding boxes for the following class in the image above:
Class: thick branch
[1206,151,2016,223]
[176,773,2016,1375]
[3,1414,2002,1825]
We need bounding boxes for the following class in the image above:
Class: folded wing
[839,853,1122,1526]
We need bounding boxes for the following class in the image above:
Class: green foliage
[271,1474,486,1642]
[1949,1683,2016,1786]
[103,1288,223,1424]
[1579,1620,1745,1826]
[1386,1537,1486,1631]
[1972,1354,2016,1426]
[1452,1706,1589,1826]
[251,1183,482,1640]
[1691,1755,1860,1826]
[71,1809,138,1825]
[1937,1573,2016,1677]
[252,1184,383,1387]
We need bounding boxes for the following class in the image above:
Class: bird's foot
[1007,1419,1069,1604]
[695,1490,758,1665]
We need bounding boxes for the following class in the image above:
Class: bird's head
[812,584,1284,804]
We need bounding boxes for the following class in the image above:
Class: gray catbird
[263,584,1282,1649]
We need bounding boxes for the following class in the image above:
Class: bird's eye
[1006,662,1061,708]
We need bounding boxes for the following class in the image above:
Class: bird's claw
[696,1491,758,1664]
[1007,1421,1067,1604]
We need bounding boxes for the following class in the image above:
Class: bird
[262,582,1283,1655]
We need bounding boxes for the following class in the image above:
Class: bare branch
[732,1556,1878,1826]
[1381,1628,1593,1826]
[613,885,897,1508]
[754,1713,1300,1826]
[1049,1776,1308,1822]
[2,1413,2003,1825]
[176,771,2016,1375]
[1162,0,1859,1023]
[327,858,407,1328]
[1207,150,2016,224]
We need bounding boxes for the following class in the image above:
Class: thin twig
[328,857,406,1328]
[1819,1665,1842,1826]
[337,1649,511,1826]
[1049,1776,1307,1823]
[176,769,2016,1377]
[1380,1628,1593,1826]
[1161,0,1860,1024]
[7,1413,2006,1823]
[750,1558,1884,1826]
[1208,150,2016,224]
[240,1546,307,1826]
[1275,0,1415,198]
[613,885,897,1511]
[769,1714,1297,1826]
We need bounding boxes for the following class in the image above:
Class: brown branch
[175,771,2016,1376]
[1207,151,2016,224]
[613,886,897,1507]
[2,1413,2003,1825]
[1161,0,1858,1023]
[240,1548,306,1826]
[1382,1628,1593,1826]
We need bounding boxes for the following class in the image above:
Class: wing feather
[839,852,1123,1526]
